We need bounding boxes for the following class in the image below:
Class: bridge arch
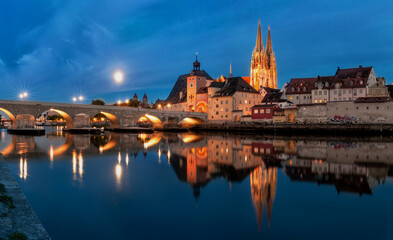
[138,114,163,129]
[0,107,16,125]
[178,117,205,128]
[49,109,74,129]
[100,112,120,128]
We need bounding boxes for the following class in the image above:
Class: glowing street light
[78,96,84,101]
[125,99,129,104]
[19,92,28,100]
[117,100,122,105]
[113,70,124,84]
[72,97,77,102]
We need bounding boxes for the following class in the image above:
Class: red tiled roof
[331,66,372,89]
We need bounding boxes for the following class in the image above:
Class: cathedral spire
[255,20,264,52]
[229,61,233,78]
[266,25,273,54]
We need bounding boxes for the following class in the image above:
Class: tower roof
[133,93,138,99]
[255,20,264,52]
[266,25,273,53]
[143,93,147,98]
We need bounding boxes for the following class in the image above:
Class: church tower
[250,21,277,91]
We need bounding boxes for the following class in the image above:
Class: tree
[91,99,105,105]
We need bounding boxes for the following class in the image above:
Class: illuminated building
[250,20,277,91]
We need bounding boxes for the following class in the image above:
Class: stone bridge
[0,100,207,129]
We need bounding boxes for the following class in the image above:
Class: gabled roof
[262,91,283,103]
[166,70,212,104]
[286,78,317,94]
[208,81,225,88]
[213,77,258,97]
[332,66,372,89]
[197,86,208,94]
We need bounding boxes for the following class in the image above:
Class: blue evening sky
[0,0,392,104]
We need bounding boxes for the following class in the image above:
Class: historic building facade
[250,21,277,91]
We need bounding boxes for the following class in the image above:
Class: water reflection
[2,129,393,235]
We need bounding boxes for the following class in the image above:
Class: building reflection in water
[250,166,277,229]
[4,131,393,231]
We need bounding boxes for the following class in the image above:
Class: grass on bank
[0,183,5,194]
[0,183,15,209]
[8,232,27,240]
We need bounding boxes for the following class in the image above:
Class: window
[360,89,363,94]
[343,90,346,94]
[260,109,265,113]
[319,99,322,103]
[225,108,228,112]
[334,90,337,95]
[289,96,292,100]
[254,109,258,114]
[245,94,247,97]
[303,96,306,99]
[245,100,248,104]
[266,109,270,113]
[319,91,322,95]
[225,100,228,104]
[241,94,243,97]
[239,100,241,104]
[314,99,317,103]
[221,100,223,104]
[324,91,327,95]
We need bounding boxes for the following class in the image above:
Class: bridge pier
[7,114,45,136]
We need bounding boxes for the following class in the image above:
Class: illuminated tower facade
[250,21,277,91]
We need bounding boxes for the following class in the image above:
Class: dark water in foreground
[1,128,393,240]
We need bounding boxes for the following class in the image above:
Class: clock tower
[187,54,207,112]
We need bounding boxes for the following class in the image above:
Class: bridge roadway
[0,99,207,128]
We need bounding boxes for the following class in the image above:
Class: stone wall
[296,104,328,123]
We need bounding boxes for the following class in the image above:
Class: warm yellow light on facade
[167,104,171,108]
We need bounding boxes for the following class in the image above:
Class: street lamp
[125,99,129,104]
[78,96,84,101]
[19,92,28,100]
[72,97,77,102]
[117,100,122,105]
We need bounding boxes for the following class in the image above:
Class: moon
[114,71,124,84]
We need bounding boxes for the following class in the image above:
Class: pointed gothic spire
[255,20,264,52]
[266,25,273,54]
[229,61,233,78]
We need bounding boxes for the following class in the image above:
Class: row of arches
[0,107,205,129]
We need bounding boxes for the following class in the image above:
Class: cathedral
[250,20,277,91]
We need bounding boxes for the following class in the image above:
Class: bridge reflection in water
[1,128,393,232]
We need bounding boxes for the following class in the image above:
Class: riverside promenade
[0,155,50,240]
[192,122,393,136]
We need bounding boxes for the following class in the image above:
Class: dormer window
[360,80,364,85]
[303,87,306,92]
[291,87,295,92]
[350,80,353,85]
[325,82,329,87]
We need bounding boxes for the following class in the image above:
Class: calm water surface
[1,128,393,240]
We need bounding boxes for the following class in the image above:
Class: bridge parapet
[0,100,207,129]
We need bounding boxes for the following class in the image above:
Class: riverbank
[0,155,50,240]
[192,123,393,136]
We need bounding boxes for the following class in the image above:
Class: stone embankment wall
[296,101,393,124]
[0,155,50,240]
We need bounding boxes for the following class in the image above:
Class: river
[1,127,393,240]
